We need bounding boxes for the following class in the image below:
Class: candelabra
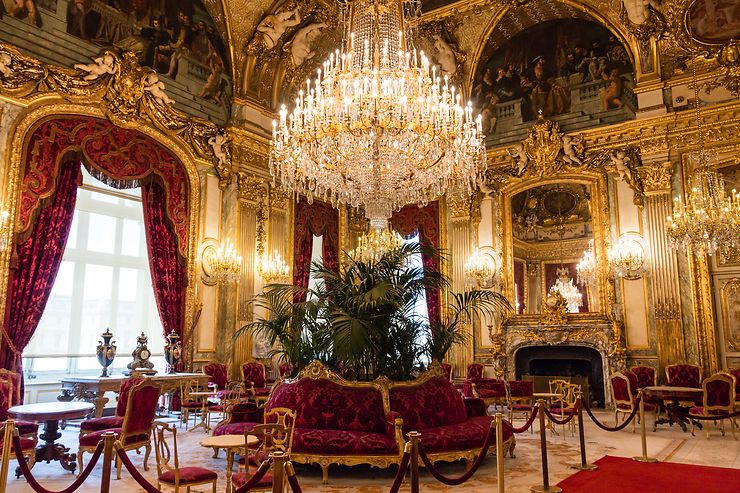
[257,250,291,283]
[349,228,403,263]
[464,246,501,289]
[608,232,647,280]
[576,240,597,287]
[202,240,242,284]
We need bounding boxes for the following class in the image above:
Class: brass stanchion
[99,432,116,493]
[495,413,505,493]
[0,420,15,493]
[569,393,597,471]
[272,451,286,493]
[408,431,420,493]
[632,389,658,463]
[531,400,562,493]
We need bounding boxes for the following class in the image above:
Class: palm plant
[235,242,511,381]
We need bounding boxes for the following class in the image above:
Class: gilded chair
[507,380,534,431]
[610,372,657,432]
[630,366,656,389]
[0,370,38,443]
[207,382,246,430]
[238,407,296,471]
[204,362,229,392]
[729,368,740,406]
[79,377,143,437]
[78,380,161,479]
[550,382,580,436]
[466,363,484,380]
[0,419,36,473]
[153,422,217,492]
[179,379,205,430]
[242,360,272,405]
[689,372,736,439]
[665,363,701,388]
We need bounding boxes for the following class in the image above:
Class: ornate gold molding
[269,188,292,212]
[637,161,673,195]
[0,43,232,185]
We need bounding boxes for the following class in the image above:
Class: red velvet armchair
[79,377,143,437]
[0,370,38,442]
[665,363,701,388]
[460,363,506,411]
[153,422,218,492]
[611,372,656,432]
[630,366,656,389]
[78,380,161,479]
[278,362,294,379]
[507,380,534,429]
[689,372,736,439]
[204,362,229,391]
[242,360,272,405]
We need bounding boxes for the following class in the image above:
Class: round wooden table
[201,434,259,493]
[644,385,703,432]
[9,401,95,473]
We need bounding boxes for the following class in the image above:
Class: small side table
[9,401,95,474]
[188,390,216,432]
[201,434,259,493]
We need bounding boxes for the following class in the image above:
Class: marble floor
[5,410,739,492]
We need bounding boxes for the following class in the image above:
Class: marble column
[447,196,474,377]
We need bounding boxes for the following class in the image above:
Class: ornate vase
[95,328,117,377]
[164,330,182,374]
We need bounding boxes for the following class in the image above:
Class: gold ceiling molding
[269,188,292,211]
[0,42,232,187]
[229,126,270,173]
[236,173,267,203]
[514,237,592,261]
[637,161,673,194]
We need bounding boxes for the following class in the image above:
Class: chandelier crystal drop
[552,267,582,313]
[205,240,242,284]
[464,246,501,289]
[270,0,486,228]
[608,232,647,280]
[257,250,291,283]
[349,228,404,263]
[576,240,597,287]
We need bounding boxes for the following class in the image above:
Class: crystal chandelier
[270,0,486,230]
[608,232,647,280]
[551,267,582,313]
[666,59,740,259]
[203,240,242,284]
[257,250,291,283]
[576,240,596,287]
[464,246,501,289]
[349,228,403,263]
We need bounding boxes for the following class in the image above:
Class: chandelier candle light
[464,246,501,289]
[608,232,647,280]
[349,228,403,263]
[204,240,242,284]
[552,267,583,313]
[257,250,291,283]
[576,240,597,287]
[270,0,486,234]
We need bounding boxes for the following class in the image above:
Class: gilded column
[233,173,267,377]
[447,196,473,377]
[637,162,684,371]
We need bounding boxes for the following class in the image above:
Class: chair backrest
[116,377,144,417]
[179,379,200,402]
[729,368,740,396]
[441,363,453,381]
[508,380,534,398]
[610,372,633,408]
[665,363,701,388]
[278,362,294,379]
[466,363,483,380]
[242,360,266,388]
[630,366,656,389]
[204,362,229,390]
[264,407,297,453]
[703,372,735,411]
[121,380,161,444]
[0,380,12,421]
[152,422,180,480]
[549,378,570,396]
[0,370,21,406]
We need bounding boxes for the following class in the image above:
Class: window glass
[86,213,116,253]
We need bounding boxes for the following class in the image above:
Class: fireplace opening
[515,345,604,407]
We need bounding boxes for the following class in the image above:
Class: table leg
[34,420,77,473]
[226,449,234,493]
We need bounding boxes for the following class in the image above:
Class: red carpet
[557,455,740,492]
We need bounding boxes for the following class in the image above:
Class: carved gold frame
[496,172,612,326]
[0,102,204,368]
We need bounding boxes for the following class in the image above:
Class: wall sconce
[257,250,290,284]
[464,246,502,290]
[201,239,242,285]
[608,232,648,280]
[576,240,596,287]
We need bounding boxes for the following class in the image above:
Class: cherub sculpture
[143,73,174,105]
[257,7,301,49]
[74,53,116,81]
[610,150,633,183]
[0,52,12,78]
[622,0,661,25]
[208,131,230,169]
[509,143,529,175]
[291,22,327,66]
[432,34,457,76]
[561,134,583,165]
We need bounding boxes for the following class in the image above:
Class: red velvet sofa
[214,361,516,482]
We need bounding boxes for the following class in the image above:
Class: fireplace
[515,345,605,406]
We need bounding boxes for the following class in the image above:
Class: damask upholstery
[611,374,631,409]
[279,363,294,378]
[0,370,22,405]
[666,364,701,388]
[159,467,218,483]
[630,366,656,389]
[389,376,467,432]
[80,377,143,435]
[441,363,452,381]
[204,362,229,390]
[689,372,736,438]
[419,416,514,453]
[78,429,150,446]
[0,380,38,441]
[467,363,484,380]
[232,471,273,490]
[242,361,267,388]
[292,428,399,455]
[508,380,534,398]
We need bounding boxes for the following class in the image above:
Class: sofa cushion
[78,429,149,447]
[213,421,260,437]
[16,420,39,436]
[389,376,467,432]
[292,428,398,456]
[159,467,217,484]
[80,416,124,432]
[267,379,386,434]
[232,471,273,489]
[418,415,513,454]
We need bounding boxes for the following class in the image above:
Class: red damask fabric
[390,202,440,325]
[213,421,260,437]
[142,180,186,343]
[122,384,160,437]
[508,380,534,397]
[630,366,656,389]
[419,415,514,453]
[1,162,80,379]
[267,379,387,434]
[0,372,21,406]
[159,467,218,484]
[389,376,468,432]
[666,364,701,388]
[292,428,398,455]
[80,416,124,433]
[116,377,144,417]
[611,375,631,403]
[467,364,484,380]
[204,362,229,390]
[242,362,266,388]
[292,197,339,299]
[704,378,733,407]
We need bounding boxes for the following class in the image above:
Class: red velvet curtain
[1,162,81,376]
[293,198,339,301]
[390,202,441,326]
[142,180,186,350]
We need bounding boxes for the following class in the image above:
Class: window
[307,234,324,298]
[402,232,430,364]
[23,168,164,378]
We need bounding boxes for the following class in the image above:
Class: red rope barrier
[417,423,496,485]
[510,405,539,434]
[388,446,412,493]
[114,447,161,493]
[13,436,104,493]
[285,462,303,493]
[233,459,273,493]
[542,403,579,426]
[581,396,640,432]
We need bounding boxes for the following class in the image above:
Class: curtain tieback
[1,325,21,355]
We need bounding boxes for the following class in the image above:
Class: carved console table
[58,372,210,417]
